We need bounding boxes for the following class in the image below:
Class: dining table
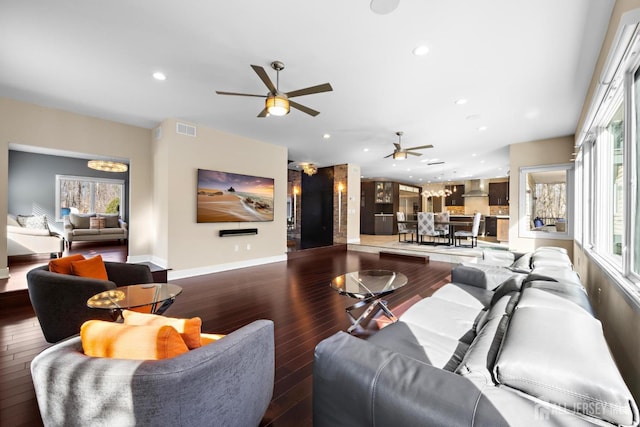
[397,219,480,246]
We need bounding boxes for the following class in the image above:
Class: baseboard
[127,254,168,269]
[286,244,347,260]
[168,255,287,280]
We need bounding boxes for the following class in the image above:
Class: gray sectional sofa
[313,247,639,427]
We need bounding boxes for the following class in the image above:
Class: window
[633,67,640,277]
[593,98,624,263]
[519,164,573,239]
[576,17,640,296]
[55,175,125,221]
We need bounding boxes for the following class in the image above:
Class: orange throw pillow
[81,320,189,360]
[48,254,85,275]
[122,310,203,349]
[71,255,108,280]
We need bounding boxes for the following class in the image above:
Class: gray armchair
[31,319,275,427]
[27,262,154,343]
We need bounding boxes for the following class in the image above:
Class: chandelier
[301,163,318,176]
[87,160,128,173]
[422,187,452,198]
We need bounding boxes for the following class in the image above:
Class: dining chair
[454,212,482,247]
[396,212,415,242]
[434,211,450,244]
[417,212,439,245]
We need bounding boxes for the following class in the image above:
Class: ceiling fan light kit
[266,93,289,116]
[384,131,433,159]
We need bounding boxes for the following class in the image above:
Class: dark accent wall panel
[300,166,334,249]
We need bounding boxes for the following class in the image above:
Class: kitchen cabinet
[444,185,465,206]
[489,182,509,206]
[485,216,497,236]
[497,217,509,241]
[374,214,394,235]
[375,182,393,204]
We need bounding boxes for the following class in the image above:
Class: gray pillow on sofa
[69,213,94,229]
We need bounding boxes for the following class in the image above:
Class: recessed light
[152,72,166,81]
[392,164,397,167]
[363,148,369,152]
[478,126,488,131]
[471,153,477,157]
[454,99,468,105]
[412,45,429,56]
[323,133,331,139]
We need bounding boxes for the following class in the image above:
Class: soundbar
[219,228,258,237]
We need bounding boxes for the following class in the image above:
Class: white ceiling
[0,0,614,185]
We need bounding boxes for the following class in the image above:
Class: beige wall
[508,135,574,257]
[151,119,287,278]
[0,97,153,278]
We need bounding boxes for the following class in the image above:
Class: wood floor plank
[0,246,455,426]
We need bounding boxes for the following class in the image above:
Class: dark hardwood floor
[0,244,454,427]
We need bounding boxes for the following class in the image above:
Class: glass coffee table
[87,283,182,320]
[330,270,408,333]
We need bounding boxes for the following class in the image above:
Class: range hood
[462,179,489,197]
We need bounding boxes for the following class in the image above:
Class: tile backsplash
[446,206,465,215]
[489,206,509,215]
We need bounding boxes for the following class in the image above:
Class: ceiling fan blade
[393,143,402,151]
[286,83,333,98]
[384,153,394,158]
[289,100,320,117]
[215,91,265,98]
[404,144,434,150]
[427,161,445,165]
[407,152,422,156]
[257,108,269,118]
[251,65,277,93]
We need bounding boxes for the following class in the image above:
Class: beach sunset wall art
[197,169,274,223]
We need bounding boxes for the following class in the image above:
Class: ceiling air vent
[176,122,197,137]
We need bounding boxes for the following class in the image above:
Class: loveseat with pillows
[313,247,639,426]
[63,212,128,248]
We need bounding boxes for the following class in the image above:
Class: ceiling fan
[384,131,433,160]
[216,61,333,118]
